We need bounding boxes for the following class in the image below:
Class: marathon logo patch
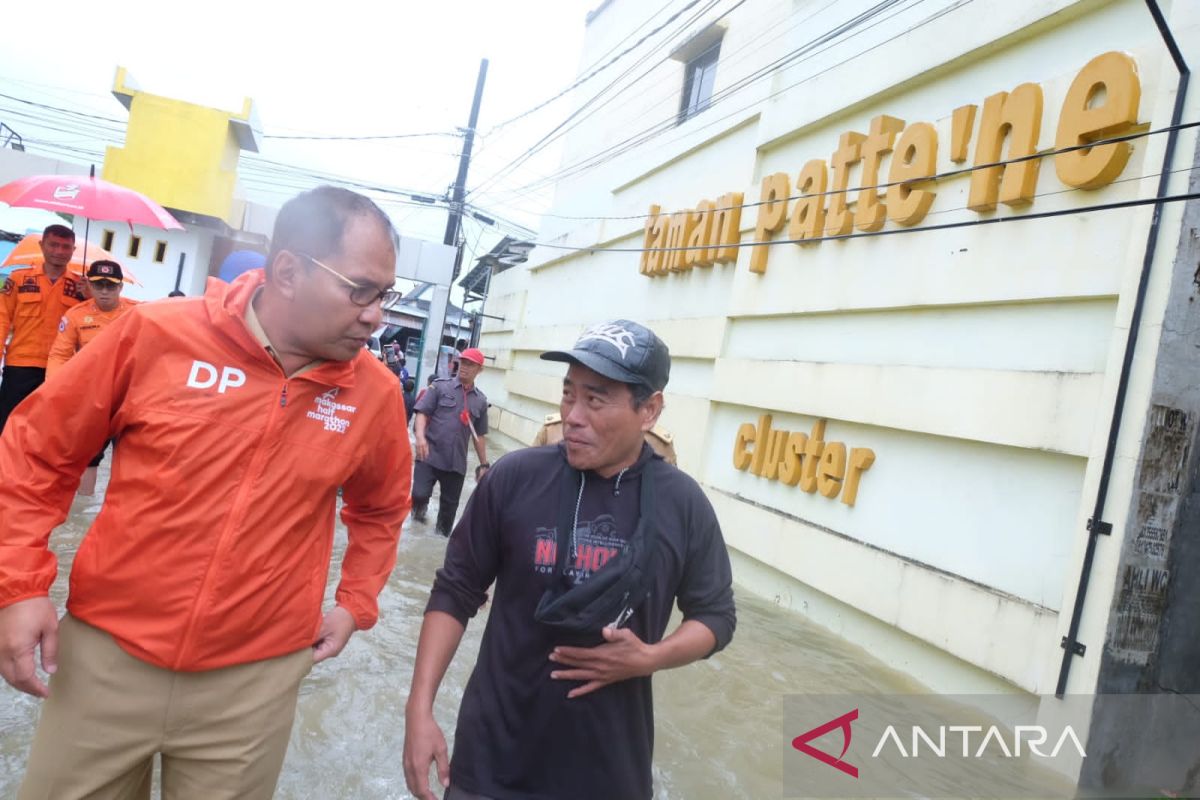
[307,387,357,435]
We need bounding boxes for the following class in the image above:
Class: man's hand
[403,709,450,800]
[0,597,59,698]
[549,625,657,698]
[474,463,490,481]
[312,606,356,664]
[415,436,429,462]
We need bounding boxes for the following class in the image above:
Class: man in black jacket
[403,320,736,800]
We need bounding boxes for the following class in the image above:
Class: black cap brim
[541,348,646,388]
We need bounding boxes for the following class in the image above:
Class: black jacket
[426,442,736,800]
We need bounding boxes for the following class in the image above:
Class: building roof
[383,283,473,333]
[458,236,535,301]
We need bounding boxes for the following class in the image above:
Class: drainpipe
[1055,0,1191,698]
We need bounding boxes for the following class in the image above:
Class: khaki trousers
[19,615,313,800]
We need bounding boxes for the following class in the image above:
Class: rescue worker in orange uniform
[0,186,413,800]
[46,260,138,375]
[46,259,139,496]
[0,224,88,432]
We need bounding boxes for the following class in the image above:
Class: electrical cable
[487,0,708,133]
[468,0,730,197]
[476,119,1200,223]
[523,188,1200,256]
[488,0,945,200]
[469,0,909,200]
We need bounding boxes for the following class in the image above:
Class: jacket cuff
[0,589,52,611]
[334,595,377,632]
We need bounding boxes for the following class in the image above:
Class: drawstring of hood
[569,464,634,562]
[613,466,629,496]
[570,472,586,563]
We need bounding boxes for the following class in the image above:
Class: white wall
[479,0,1200,695]
[81,222,213,301]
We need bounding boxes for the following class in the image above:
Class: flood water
[0,430,926,799]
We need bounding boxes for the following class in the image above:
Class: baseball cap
[541,320,670,392]
[459,347,486,366]
[87,260,123,283]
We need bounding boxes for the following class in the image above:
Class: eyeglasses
[299,253,402,308]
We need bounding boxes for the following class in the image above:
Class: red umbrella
[0,171,183,230]
[0,167,183,278]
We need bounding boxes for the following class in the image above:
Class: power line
[0,91,126,127]
[261,130,460,141]
[468,0,892,201]
[467,0,730,199]
[463,0,840,203]
[489,0,939,201]
[2,100,453,205]
[0,100,458,159]
[522,189,1200,255]
[469,0,843,203]
[0,87,460,145]
[14,135,455,216]
[486,0,708,133]
[474,119,1200,223]
[476,0,833,195]
[495,0,679,132]
[0,95,525,232]
[470,0,721,168]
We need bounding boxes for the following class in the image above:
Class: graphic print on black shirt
[532,514,626,583]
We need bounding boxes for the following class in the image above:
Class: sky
[0,0,601,273]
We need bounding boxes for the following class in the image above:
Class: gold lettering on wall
[1055,51,1142,190]
[966,82,1044,212]
[641,51,1144,279]
[731,415,875,507]
[640,192,743,276]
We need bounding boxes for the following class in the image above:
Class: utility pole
[445,59,489,279]
[421,58,489,389]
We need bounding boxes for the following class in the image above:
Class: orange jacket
[46,297,140,377]
[0,271,412,671]
[0,264,88,368]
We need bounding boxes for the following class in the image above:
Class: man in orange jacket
[46,259,139,496]
[0,223,88,432]
[0,186,412,799]
[46,259,138,375]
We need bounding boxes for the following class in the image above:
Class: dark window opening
[678,39,721,124]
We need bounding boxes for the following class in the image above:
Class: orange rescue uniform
[0,270,413,671]
[0,264,88,367]
[46,297,140,377]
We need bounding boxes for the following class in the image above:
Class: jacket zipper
[173,376,290,668]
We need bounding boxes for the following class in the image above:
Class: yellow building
[88,68,272,300]
[103,67,261,227]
